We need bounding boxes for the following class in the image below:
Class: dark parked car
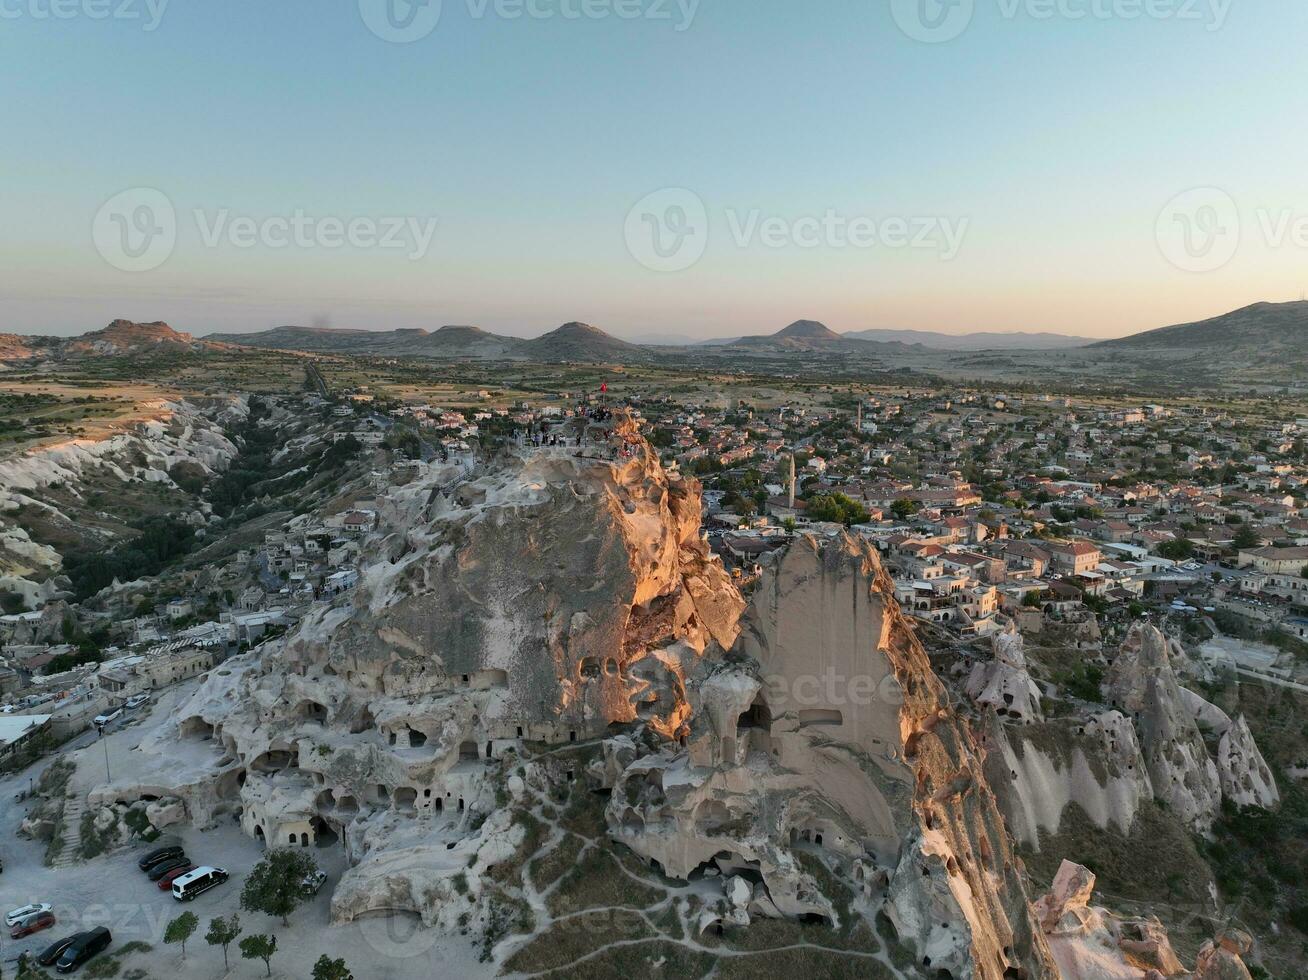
[138,845,184,871]
[11,910,56,939]
[146,855,191,881]
[157,863,197,890]
[56,926,112,974]
[37,932,84,967]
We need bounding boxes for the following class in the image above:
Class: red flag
[600,383,608,393]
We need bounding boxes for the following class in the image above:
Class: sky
[3,0,1307,341]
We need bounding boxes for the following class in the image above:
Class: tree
[1157,539,1195,561]
[1232,525,1260,551]
[313,954,355,980]
[240,847,320,925]
[164,911,199,960]
[205,913,242,971]
[240,934,277,977]
[807,492,870,527]
[890,498,920,520]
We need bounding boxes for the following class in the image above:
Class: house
[341,510,376,535]
[1047,539,1103,576]
[0,713,52,762]
[1238,546,1308,576]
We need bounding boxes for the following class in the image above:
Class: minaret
[788,455,796,508]
[856,400,863,431]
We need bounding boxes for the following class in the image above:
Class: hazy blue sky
[4,0,1306,340]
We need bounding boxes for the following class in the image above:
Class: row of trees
[161,849,352,978]
[164,912,349,979]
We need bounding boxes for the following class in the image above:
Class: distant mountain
[725,319,921,354]
[844,328,1089,351]
[205,325,386,352]
[411,325,520,358]
[69,319,196,355]
[517,322,641,362]
[1091,301,1308,354]
[731,319,869,351]
[204,324,520,358]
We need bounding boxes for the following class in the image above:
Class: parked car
[11,910,56,939]
[172,866,228,902]
[146,855,191,881]
[93,708,123,726]
[138,845,184,871]
[301,869,329,896]
[36,932,83,967]
[6,903,52,927]
[157,863,198,890]
[56,926,112,974]
[124,693,151,710]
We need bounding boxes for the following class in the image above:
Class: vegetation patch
[546,846,665,917]
[504,909,652,973]
[528,832,586,891]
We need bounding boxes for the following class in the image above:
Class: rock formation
[966,624,1044,723]
[92,419,745,922]
[1034,860,1258,980]
[983,623,1279,850]
[1106,625,1229,832]
[604,532,1058,979]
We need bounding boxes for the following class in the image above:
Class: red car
[11,910,56,939]
[157,864,198,890]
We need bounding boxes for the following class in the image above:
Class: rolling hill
[204,324,520,358]
[844,328,1089,351]
[516,322,643,362]
[1091,300,1308,354]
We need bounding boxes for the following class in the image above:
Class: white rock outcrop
[966,624,1044,723]
[1106,625,1223,832]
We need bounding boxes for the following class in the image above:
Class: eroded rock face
[966,625,1044,723]
[1035,860,1185,979]
[1216,715,1280,810]
[983,622,1279,858]
[606,532,1058,979]
[91,425,744,922]
[1105,625,1223,833]
[983,710,1153,848]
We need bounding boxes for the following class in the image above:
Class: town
[6,378,1306,771]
